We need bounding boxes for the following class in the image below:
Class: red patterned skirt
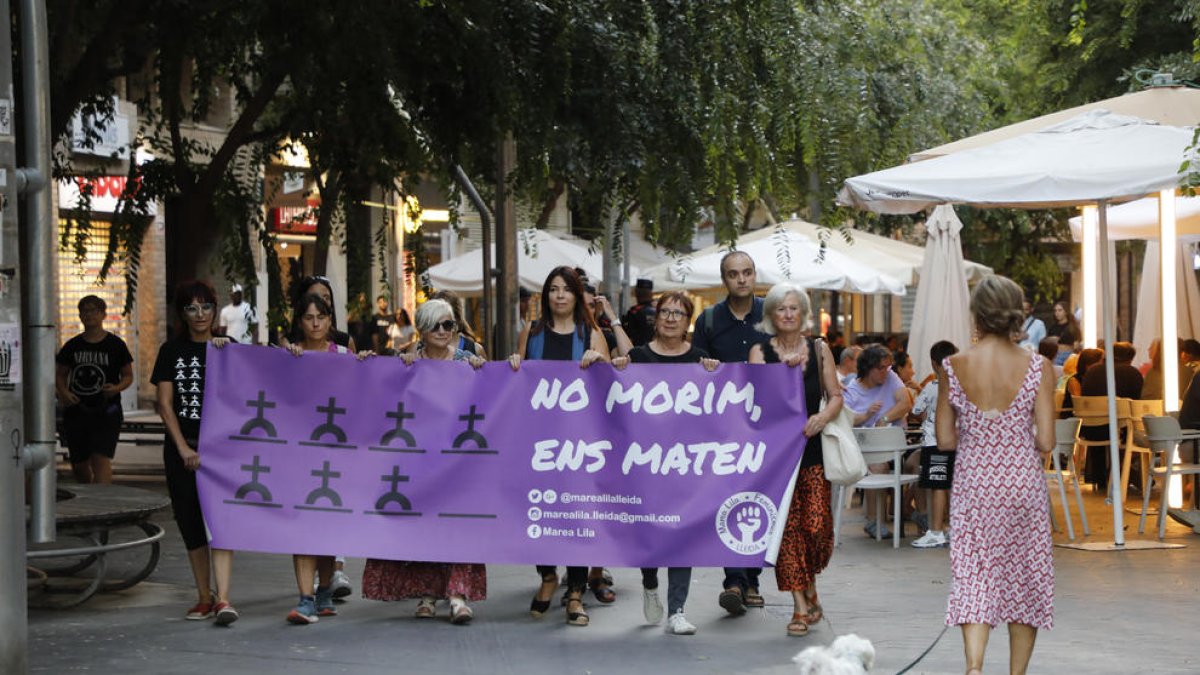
[774,464,834,592]
[361,559,487,602]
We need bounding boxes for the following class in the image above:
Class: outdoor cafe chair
[1046,418,1089,540]
[1070,395,1132,495]
[1138,415,1200,539]
[832,426,920,549]
[1122,399,1165,509]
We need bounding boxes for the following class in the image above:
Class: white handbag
[815,340,868,485]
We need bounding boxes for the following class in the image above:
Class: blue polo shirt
[692,296,767,363]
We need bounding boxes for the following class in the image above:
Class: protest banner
[197,345,808,566]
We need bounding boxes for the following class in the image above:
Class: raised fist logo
[715,492,779,555]
[735,505,762,545]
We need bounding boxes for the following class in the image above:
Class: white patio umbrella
[1066,197,1200,369]
[426,228,640,295]
[907,206,974,381]
[1131,241,1200,369]
[664,228,907,296]
[839,110,1199,549]
[639,219,988,291]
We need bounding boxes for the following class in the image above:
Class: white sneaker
[642,588,664,624]
[331,569,353,599]
[911,530,948,548]
[666,610,697,635]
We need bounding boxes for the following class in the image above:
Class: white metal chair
[1138,415,1200,539]
[1122,399,1164,508]
[832,426,920,549]
[1047,418,1089,540]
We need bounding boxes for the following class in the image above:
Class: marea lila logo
[714,492,778,555]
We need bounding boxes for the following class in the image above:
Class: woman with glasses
[843,344,913,540]
[150,281,238,625]
[508,265,608,627]
[611,291,717,635]
[282,293,353,624]
[361,299,486,625]
[747,283,841,638]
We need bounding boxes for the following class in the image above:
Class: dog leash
[894,624,950,675]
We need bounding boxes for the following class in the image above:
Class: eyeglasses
[184,303,215,317]
[429,319,457,333]
[658,309,688,320]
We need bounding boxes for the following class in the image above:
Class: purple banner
[197,345,807,567]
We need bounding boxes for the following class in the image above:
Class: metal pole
[1097,200,1125,546]
[452,165,492,355]
[19,0,56,545]
[0,0,28,667]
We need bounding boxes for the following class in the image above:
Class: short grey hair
[756,282,812,336]
[839,345,862,365]
[414,298,455,335]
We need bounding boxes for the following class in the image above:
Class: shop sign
[270,204,319,235]
[58,176,158,216]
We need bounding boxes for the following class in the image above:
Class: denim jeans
[641,567,692,615]
[722,567,761,592]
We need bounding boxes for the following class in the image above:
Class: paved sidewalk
[26,443,1200,674]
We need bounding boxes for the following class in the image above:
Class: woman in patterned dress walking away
[935,276,1056,675]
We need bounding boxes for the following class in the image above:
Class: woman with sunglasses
[361,299,486,625]
[281,293,355,624]
[150,281,238,625]
[508,265,608,627]
[611,291,718,635]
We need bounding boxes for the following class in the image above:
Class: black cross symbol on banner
[239,390,278,437]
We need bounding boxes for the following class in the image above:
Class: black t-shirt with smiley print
[55,333,133,413]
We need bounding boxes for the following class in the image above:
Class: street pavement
[25,439,1200,674]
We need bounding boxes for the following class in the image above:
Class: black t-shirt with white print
[55,333,132,413]
[150,339,209,442]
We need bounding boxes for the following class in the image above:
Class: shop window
[57,219,133,348]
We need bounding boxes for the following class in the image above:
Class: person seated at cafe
[1078,342,1143,488]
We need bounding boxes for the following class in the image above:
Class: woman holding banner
[747,282,839,638]
[361,298,486,624]
[283,293,353,624]
[612,291,718,635]
[509,265,609,627]
[150,281,237,624]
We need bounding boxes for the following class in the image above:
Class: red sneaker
[185,601,214,620]
[214,601,239,626]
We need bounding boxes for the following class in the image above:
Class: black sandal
[530,574,558,617]
[565,594,589,626]
[588,577,616,604]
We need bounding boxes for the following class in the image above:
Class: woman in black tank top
[747,283,842,638]
[507,266,608,627]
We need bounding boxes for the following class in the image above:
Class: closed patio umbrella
[907,205,974,382]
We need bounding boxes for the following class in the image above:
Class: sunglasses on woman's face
[429,319,457,333]
[184,303,215,317]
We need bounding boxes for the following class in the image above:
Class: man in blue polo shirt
[691,250,768,616]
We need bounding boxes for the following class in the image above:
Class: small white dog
[792,634,875,674]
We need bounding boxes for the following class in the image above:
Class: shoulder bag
[815,338,867,485]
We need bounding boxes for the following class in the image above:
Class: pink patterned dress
[943,353,1053,629]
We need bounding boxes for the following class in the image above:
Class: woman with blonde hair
[936,275,1055,675]
[747,282,841,638]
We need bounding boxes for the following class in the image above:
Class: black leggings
[536,565,588,593]
[163,440,208,551]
